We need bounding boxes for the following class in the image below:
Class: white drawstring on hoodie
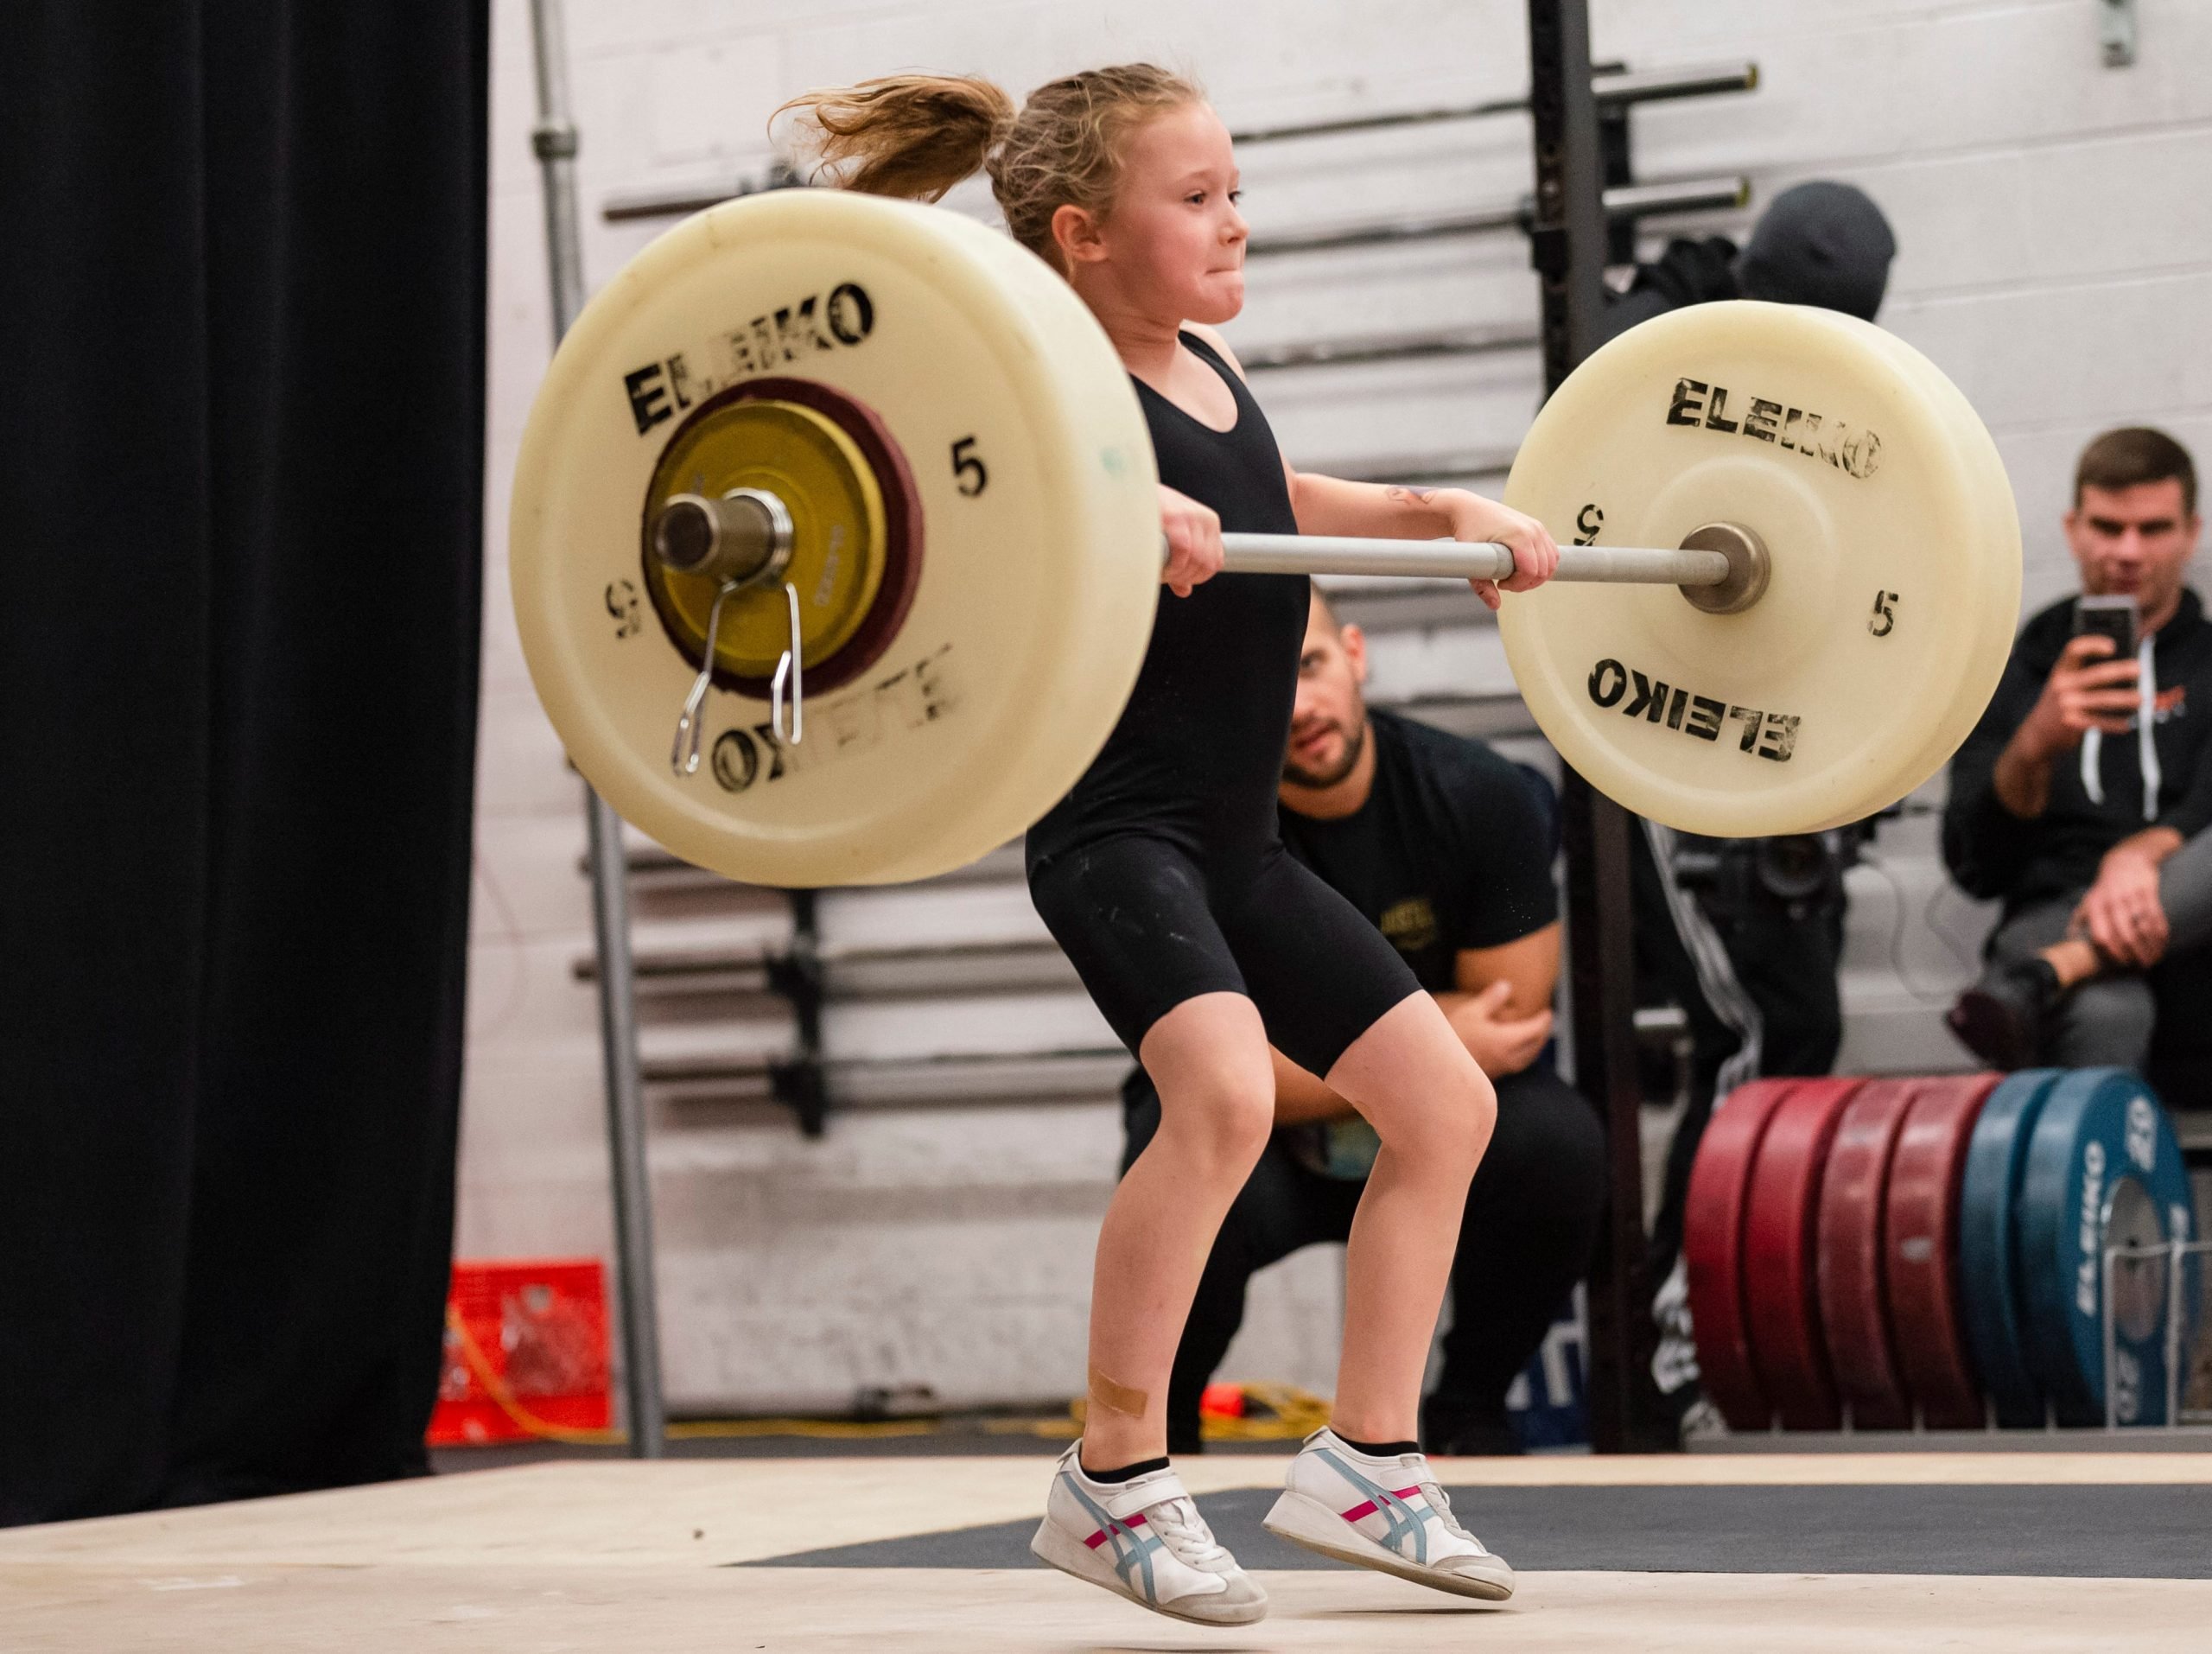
[2081,632,2162,822]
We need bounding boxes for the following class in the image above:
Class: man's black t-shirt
[1276,709,1558,989]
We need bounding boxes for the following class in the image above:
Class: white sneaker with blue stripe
[1030,1445,1268,1625]
[1262,1428,1516,1600]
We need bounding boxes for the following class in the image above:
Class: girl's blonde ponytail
[779,64,1204,270]
[778,74,1016,203]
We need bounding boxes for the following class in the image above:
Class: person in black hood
[1598,179,1897,341]
[1945,428,2212,1074]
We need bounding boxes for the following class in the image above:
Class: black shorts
[1026,830,1421,1077]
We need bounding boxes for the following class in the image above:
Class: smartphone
[2075,594,2138,658]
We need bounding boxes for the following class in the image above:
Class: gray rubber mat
[744,1482,2212,1577]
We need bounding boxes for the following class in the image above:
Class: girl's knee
[1382,1072,1494,1180]
[1156,1077,1276,1184]
[1456,1075,1499,1173]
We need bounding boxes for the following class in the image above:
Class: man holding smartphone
[1946,427,2212,1077]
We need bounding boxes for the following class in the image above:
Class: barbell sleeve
[652,487,795,587]
[1216,533,1734,586]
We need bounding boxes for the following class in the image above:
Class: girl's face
[1063,101,1247,326]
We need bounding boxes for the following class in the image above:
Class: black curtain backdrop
[0,2,487,1523]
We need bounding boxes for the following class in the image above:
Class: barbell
[510,188,2020,887]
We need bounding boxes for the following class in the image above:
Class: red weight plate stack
[1683,1078,1802,1431]
[1742,1076,1866,1428]
[1813,1078,1922,1428]
[1882,1072,2001,1428]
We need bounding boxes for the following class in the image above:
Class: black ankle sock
[1336,1435,1421,1459]
[1078,1454,1169,1484]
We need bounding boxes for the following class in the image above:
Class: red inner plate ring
[639,375,925,700]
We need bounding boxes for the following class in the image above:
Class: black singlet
[1027,333,1308,862]
[1025,334,1420,1072]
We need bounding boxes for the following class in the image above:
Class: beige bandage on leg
[1088,1365,1149,1420]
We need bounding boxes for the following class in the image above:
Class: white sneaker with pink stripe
[1029,1445,1268,1625]
[1262,1428,1516,1600]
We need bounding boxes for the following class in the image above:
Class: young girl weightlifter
[781,65,1560,1625]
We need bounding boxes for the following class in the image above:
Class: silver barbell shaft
[1217,533,1732,585]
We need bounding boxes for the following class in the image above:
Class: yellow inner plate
[642,398,887,676]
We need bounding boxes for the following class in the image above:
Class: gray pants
[1985,828,2212,1068]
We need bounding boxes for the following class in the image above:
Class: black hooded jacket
[1943,588,2212,911]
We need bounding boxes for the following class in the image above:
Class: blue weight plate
[1955,1068,2064,1427]
[2016,1068,2200,1426]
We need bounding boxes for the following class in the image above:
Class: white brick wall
[464,0,2212,1412]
